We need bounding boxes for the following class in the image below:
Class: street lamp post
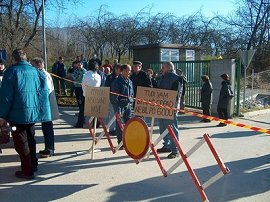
[42,0,47,70]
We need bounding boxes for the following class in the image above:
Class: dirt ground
[246,69,270,90]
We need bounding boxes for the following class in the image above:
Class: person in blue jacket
[110,64,134,145]
[0,49,51,180]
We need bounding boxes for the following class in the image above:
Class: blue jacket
[110,75,134,111]
[72,67,87,87]
[0,61,51,124]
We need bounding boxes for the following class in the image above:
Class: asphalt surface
[0,107,270,202]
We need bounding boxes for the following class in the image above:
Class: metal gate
[150,61,210,109]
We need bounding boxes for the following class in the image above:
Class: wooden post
[91,117,97,159]
[146,117,155,159]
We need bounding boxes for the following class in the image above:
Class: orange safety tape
[50,73,270,135]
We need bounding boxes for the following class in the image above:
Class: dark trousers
[54,78,66,94]
[75,87,85,126]
[202,103,211,120]
[113,105,132,144]
[217,107,228,120]
[41,121,55,152]
[70,84,75,97]
[11,124,37,175]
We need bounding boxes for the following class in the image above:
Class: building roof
[131,43,202,50]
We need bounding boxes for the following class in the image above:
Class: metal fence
[150,61,211,109]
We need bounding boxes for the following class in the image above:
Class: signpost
[238,50,256,108]
[84,86,110,159]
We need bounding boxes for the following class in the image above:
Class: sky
[46,0,236,26]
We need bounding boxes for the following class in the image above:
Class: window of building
[186,50,195,61]
[160,48,179,62]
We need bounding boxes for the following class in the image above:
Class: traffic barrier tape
[50,73,270,135]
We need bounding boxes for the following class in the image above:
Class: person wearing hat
[130,61,152,100]
[200,75,213,122]
[217,73,234,127]
[0,59,6,87]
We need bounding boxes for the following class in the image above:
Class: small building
[132,44,201,71]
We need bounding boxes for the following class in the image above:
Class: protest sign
[134,86,177,120]
[84,86,110,117]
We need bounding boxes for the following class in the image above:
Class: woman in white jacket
[77,61,101,127]
[31,57,59,158]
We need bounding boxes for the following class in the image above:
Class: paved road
[0,107,269,202]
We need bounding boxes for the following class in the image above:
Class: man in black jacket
[130,61,152,102]
[200,75,213,122]
[216,73,233,127]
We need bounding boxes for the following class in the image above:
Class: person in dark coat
[110,64,134,145]
[176,69,187,114]
[217,73,233,127]
[105,63,122,135]
[52,56,67,95]
[130,61,152,99]
[200,75,213,122]
[89,54,102,67]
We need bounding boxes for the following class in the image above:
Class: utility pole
[42,0,47,70]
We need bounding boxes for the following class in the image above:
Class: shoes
[216,123,227,127]
[74,124,84,128]
[39,149,54,158]
[32,166,38,172]
[109,130,116,136]
[167,152,178,159]
[15,171,34,180]
[119,146,124,150]
[200,119,211,123]
[157,146,171,153]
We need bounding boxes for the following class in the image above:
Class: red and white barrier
[142,125,230,202]
[79,113,125,156]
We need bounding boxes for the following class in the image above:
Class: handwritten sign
[134,86,177,120]
[84,86,110,117]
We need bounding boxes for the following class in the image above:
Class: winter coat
[110,75,134,112]
[0,61,51,124]
[200,81,213,105]
[81,70,101,96]
[52,61,67,78]
[43,70,59,120]
[217,80,233,109]
[157,72,182,106]
[130,70,152,97]
[72,67,87,87]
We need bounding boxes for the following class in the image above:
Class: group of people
[52,54,116,96]
[200,73,234,127]
[0,49,234,180]
[52,57,184,159]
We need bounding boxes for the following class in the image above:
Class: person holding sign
[156,62,182,159]
[80,62,101,127]
[110,64,134,145]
